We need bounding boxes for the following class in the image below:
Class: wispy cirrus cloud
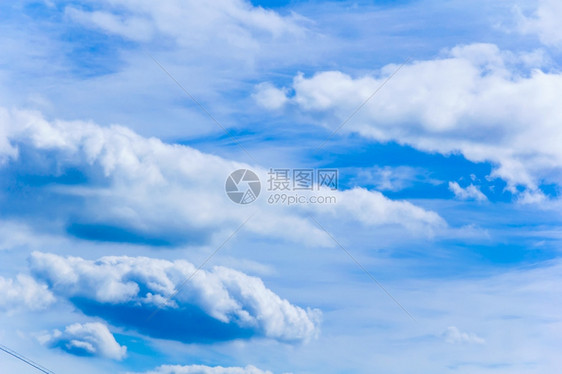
[65,0,308,47]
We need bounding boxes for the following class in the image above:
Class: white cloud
[65,0,306,52]
[253,83,289,110]
[351,166,439,192]
[0,274,55,312]
[29,252,321,342]
[516,0,562,47]
[517,189,547,204]
[448,182,488,202]
[138,364,272,374]
[323,187,445,234]
[41,322,127,360]
[362,166,418,192]
[266,43,562,196]
[0,221,40,251]
[0,106,327,246]
[443,326,485,345]
[0,106,445,246]
[65,7,154,42]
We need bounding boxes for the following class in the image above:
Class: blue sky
[1,0,562,373]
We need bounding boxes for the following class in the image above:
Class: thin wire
[146,211,256,322]
[0,343,55,374]
[147,53,258,164]
[309,216,416,322]
[315,57,411,152]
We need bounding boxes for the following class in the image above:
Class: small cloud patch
[443,326,485,345]
[40,322,126,360]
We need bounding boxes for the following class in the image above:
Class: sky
[1,0,562,373]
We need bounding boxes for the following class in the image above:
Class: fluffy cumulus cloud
[41,322,127,360]
[260,43,562,196]
[138,364,272,374]
[442,326,485,345]
[448,182,488,202]
[0,107,444,247]
[0,274,55,312]
[29,252,321,343]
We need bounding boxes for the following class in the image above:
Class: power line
[0,343,55,374]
